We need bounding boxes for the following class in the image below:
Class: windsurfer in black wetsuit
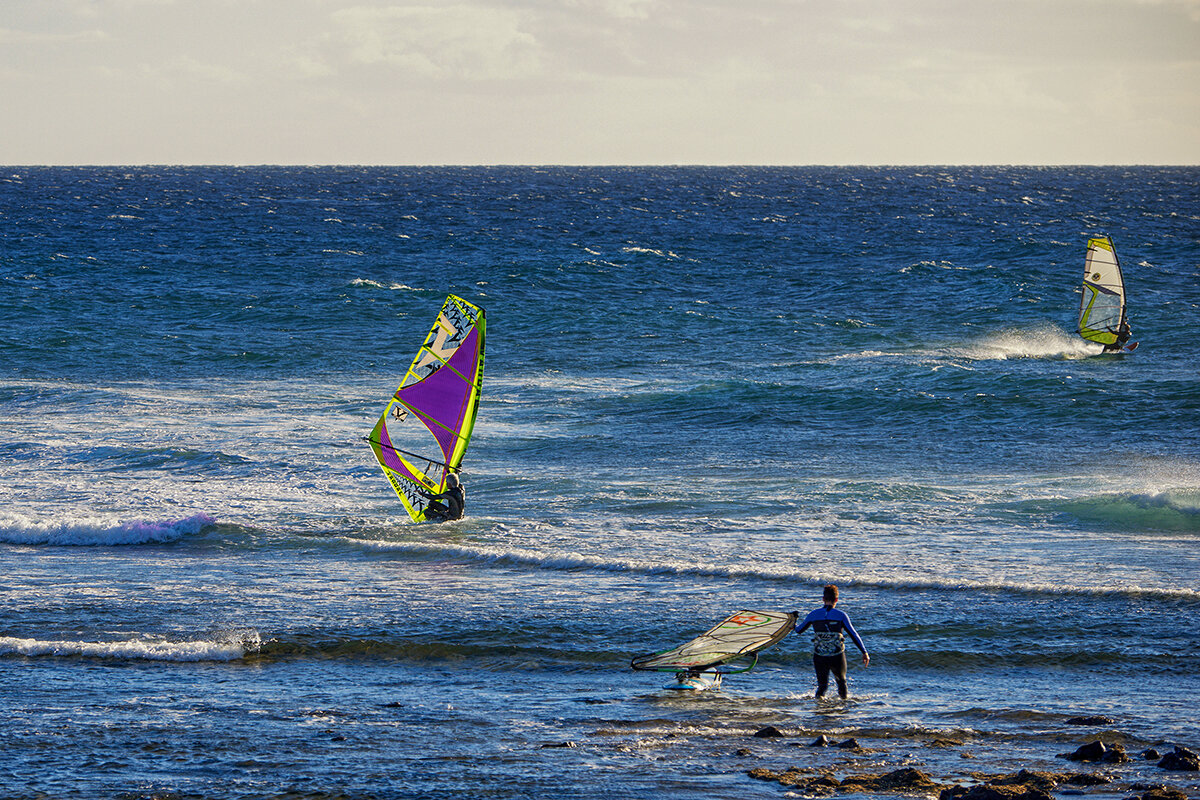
[422,473,465,522]
[1102,317,1132,353]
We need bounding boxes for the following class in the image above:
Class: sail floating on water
[631,610,798,674]
[366,294,485,522]
[1078,236,1127,347]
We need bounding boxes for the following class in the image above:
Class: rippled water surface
[1,166,1198,799]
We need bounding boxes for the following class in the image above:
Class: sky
[1,0,1198,165]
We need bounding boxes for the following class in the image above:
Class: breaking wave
[0,513,215,546]
[1024,490,1200,533]
[0,629,259,662]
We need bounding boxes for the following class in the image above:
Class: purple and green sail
[367,294,485,522]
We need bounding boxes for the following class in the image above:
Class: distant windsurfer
[421,473,465,522]
[794,585,869,699]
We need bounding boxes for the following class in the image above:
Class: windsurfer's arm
[793,610,815,635]
[840,612,869,667]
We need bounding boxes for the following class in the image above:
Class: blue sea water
[0,166,1198,799]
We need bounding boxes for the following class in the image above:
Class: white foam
[342,538,1200,602]
[944,323,1098,360]
[0,513,214,546]
[348,278,418,291]
[0,629,259,662]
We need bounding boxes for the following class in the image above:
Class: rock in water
[1065,715,1115,726]
[1062,740,1106,762]
[940,785,1054,800]
[753,725,785,738]
[841,768,941,791]
[1100,742,1129,763]
[1157,746,1200,772]
[809,734,830,747]
[1131,787,1189,800]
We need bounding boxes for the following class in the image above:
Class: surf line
[339,538,1200,603]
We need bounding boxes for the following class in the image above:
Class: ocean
[0,165,1197,799]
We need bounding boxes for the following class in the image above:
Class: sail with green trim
[1078,235,1128,346]
[631,610,798,674]
[366,294,485,522]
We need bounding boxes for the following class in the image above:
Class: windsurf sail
[365,294,485,522]
[1078,235,1128,346]
[631,610,798,674]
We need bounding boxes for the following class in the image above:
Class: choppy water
[1,166,1198,799]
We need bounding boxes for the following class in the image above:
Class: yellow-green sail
[366,295,485,522]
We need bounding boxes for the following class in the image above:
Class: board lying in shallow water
[632,610,798,689]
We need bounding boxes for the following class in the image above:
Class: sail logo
[412,315,463,376]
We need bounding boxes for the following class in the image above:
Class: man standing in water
[795,585,869,699]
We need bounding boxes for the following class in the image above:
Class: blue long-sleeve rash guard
[794,606,867,656]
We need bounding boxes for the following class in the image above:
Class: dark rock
[841,768,941,791]
[939,785,1053,800]
[1101,742,1130,763]
[1134,788,1189,800]
[1157,746,1200,772]
[1063,740,1107,762]
[1141,748,1161,761]
[746,767,812,787]
[539,741,576,748]
[753,725,785,738]
[1066,715,1116,726]
[735,747,752,757]
[836,737,860,749]
[1066,773,1111,786]
[810,734,830,747]
[989,770,1062,792]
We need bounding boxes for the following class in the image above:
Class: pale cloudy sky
[2,0,1198,165]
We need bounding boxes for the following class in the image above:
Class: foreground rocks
[1156,746,1200,772]
[1061,739,1130,763]
[744,731,1197,796]
[748,766,942,794]
[940,785,1052,800]
[1126,786,1189,800]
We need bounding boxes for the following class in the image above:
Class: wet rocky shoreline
[740,725,1199,800]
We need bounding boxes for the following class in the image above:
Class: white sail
[1078,236,1127,346]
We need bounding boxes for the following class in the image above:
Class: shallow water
[1,166,1197,798]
